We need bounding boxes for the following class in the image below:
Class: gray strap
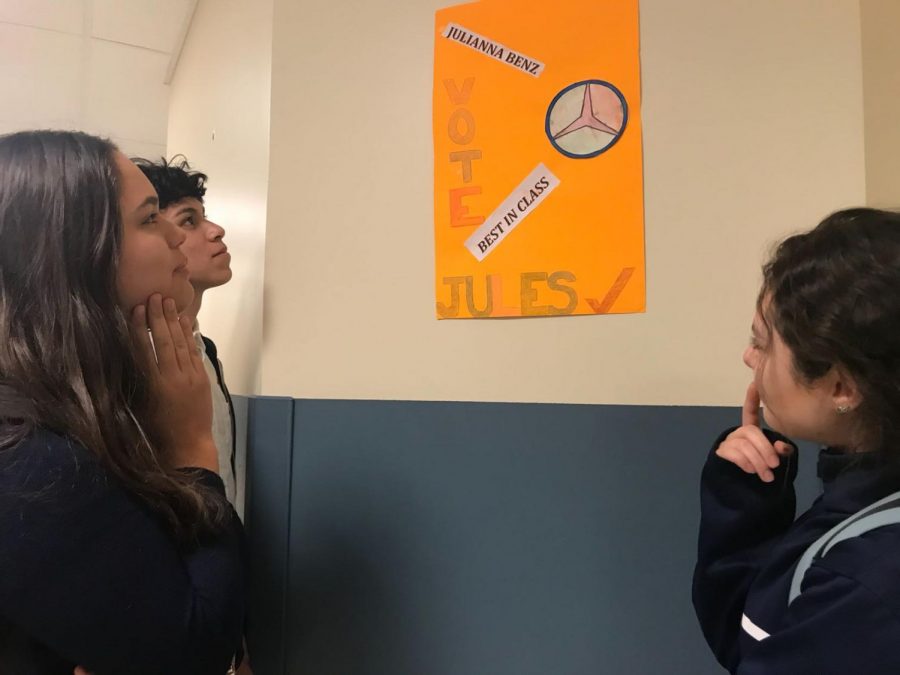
[788,490,900,605]
[821,507,900,556]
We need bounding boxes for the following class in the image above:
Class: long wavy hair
[0,130,228,544]
[761,207,900,454]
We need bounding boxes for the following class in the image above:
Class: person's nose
[743,345,757,370]
[207,219,225,241]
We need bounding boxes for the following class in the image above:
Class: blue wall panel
[244,398,821,675]
[244,396,295,675]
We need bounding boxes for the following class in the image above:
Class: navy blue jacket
[694,428,900,674]
[0,428,246,674]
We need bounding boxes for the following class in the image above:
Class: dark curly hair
[132,155,208,209]
[761,208,900,453]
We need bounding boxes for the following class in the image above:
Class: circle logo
[545,80,628,159]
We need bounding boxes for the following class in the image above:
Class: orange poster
[433,0,644,319]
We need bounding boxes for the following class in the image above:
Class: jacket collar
[817,446,900,514]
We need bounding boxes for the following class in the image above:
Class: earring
[836,405,851,414]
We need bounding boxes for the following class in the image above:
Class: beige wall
[861,0,900,208]
[259,0,866,406]
[167,0,273,396]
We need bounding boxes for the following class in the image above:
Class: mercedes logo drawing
[546,80,627,159]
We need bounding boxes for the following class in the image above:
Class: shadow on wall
[291,512,418,674]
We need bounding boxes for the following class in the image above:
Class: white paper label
[442,22,545,78]
[464,164,560,261]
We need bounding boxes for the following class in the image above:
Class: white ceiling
[0,0,197,82]
[0,0,200,155]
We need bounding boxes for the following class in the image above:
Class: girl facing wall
[695,208,900,674]
[0,130,245,674]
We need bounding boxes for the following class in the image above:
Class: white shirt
[193,327,236,505]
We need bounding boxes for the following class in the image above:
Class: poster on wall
[432,0,644,319]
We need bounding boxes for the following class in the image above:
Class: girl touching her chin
[0,131,245,674]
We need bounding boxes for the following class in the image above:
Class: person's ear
[831,367,863,415]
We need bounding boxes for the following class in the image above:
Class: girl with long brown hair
[0,130,245,674]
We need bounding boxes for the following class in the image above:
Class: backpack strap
[789,490,900,605]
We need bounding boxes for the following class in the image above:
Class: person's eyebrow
[752,314,768,336]
[173,204,199,217]
[132,195,158,215]
[755,314,773,341]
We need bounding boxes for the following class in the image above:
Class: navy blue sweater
[0,428,246,674]
[694,428,900,674]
